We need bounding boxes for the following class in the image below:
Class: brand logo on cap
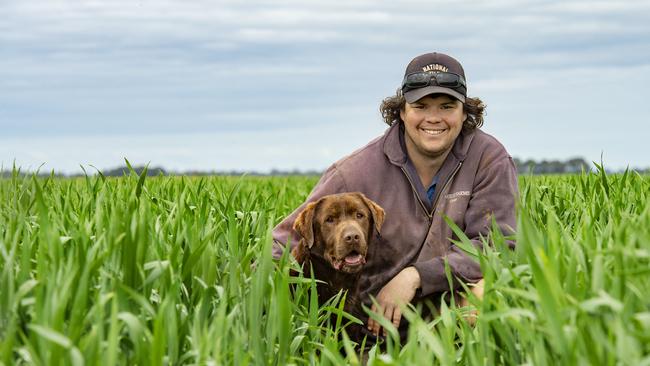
[422,64,448,73]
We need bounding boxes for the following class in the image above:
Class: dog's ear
[293,201,319,249]
[356,192,385,234]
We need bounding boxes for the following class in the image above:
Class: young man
[272,52,517,338]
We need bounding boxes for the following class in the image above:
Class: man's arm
[413,155,518,297]
[368,155,517,335]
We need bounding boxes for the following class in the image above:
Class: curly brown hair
[379,89,485,131]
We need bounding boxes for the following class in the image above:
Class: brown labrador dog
[291,192,385,320]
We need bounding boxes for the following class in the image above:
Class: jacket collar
[382,122,476,167]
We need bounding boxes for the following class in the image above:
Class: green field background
[1,168,649,365]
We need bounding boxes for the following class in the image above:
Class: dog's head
[293,192,385,274]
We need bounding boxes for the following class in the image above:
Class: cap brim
[404,86,466,104]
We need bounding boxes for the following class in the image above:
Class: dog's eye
[356,212,364,219]
[325,216,334,223]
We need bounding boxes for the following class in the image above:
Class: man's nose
[424,110,443,123]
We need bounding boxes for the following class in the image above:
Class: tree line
[2,157,648,178]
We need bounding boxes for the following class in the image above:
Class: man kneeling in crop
[273,52,517,341]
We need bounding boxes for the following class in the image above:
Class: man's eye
[356,212,364,219]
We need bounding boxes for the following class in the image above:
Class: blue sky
[2,0,649,174]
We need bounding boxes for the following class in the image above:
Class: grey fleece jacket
[272,121,517,307]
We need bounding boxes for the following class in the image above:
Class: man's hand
[367,266,421,336]
[458,279,485,326]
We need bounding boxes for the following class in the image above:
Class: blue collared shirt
[426,175,439,204]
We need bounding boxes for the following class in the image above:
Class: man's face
[399,94,467,161]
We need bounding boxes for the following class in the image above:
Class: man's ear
[293,201,319,249]
[356,192,385,234]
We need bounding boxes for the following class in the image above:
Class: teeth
[421,128,445,136]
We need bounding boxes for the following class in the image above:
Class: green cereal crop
[0,166,648,365]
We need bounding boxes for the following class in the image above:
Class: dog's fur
[291,192,384,319]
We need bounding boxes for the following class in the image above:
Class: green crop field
[1,166,649,365]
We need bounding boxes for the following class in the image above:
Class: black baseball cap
[402,52,467,103]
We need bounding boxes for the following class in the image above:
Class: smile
[420,128,446,136]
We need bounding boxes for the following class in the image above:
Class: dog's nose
[343,230,361,245]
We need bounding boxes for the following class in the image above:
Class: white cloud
[234,28,345,43]
[539,1,650,13]
[2,0,649,171]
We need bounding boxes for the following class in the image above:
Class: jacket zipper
[401,161,463,221]
[431,161,463,215]
[400,166,431,219]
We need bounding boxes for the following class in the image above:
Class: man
[272,52,517,339]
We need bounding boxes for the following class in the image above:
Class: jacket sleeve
[271,165,348,259]
[412,155,518,297]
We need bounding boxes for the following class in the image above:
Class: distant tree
[100,165,167,177]
[513,157,590,174]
